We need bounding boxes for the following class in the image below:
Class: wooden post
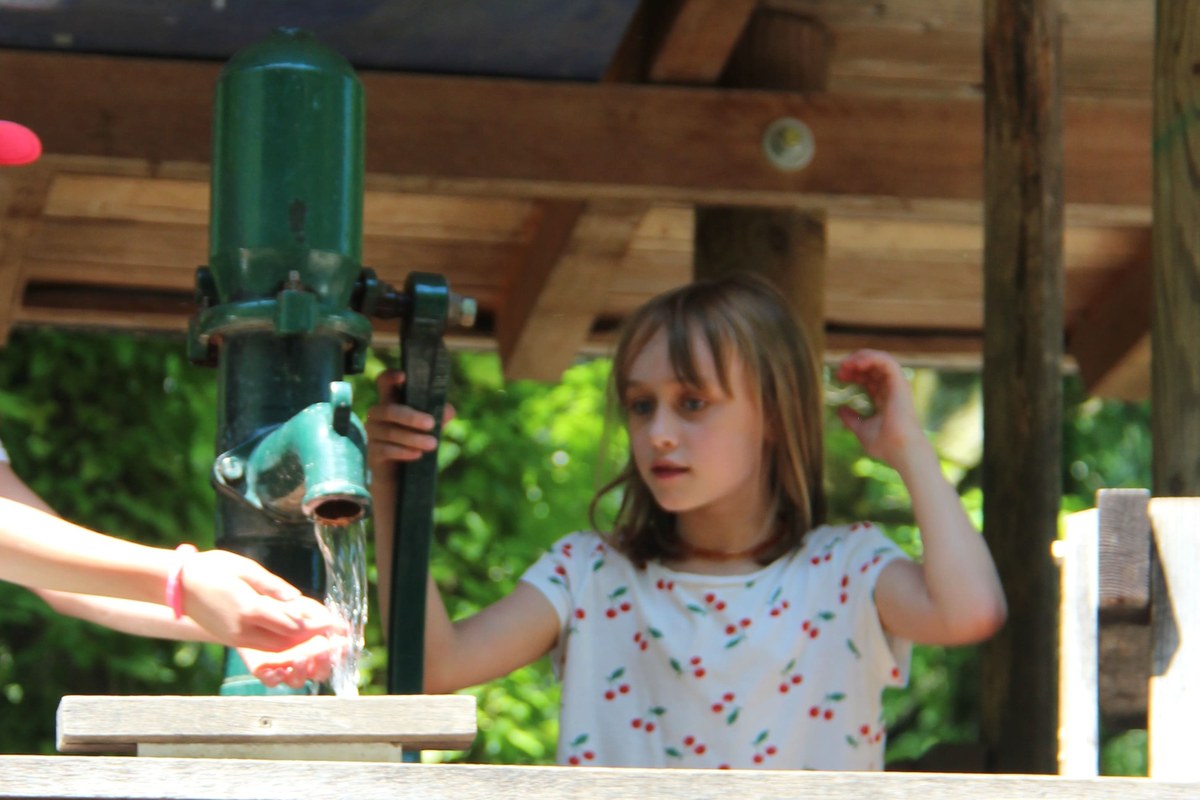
[1056,509,1099,776]
[980,0,1064,773]
[1150,0,1200,780]
[693,10,828,356]
[1146,499,1200,780]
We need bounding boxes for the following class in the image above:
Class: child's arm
[0,465,338,655]
[368,370,560,693]
[835,349,1007,646]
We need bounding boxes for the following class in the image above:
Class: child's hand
[366,370,456,469]
[239,633,345,689]
[179,550,340,652]
[833,349,923,467]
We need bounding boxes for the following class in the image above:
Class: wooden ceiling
[0,1,1153,397]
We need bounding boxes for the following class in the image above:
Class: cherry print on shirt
[604,586,632,618]
[666,734,708,760]
[809,692,845,721]
[858,545,895,573]
[633,627,662,652]
[723,616,753,648]
[669,655,707,678]
[631,706,666,733]
[845,722,885,749]
[602,667,630,701]
[710,691,741,725]
[767,586,790,617]
[777,658,803,694]
[801,610,834,640]
[654,577,676,591]
[564,733,595,765]
[808,536,843,565]
[751,730,779,764]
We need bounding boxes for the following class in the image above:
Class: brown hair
[589,273,827,568]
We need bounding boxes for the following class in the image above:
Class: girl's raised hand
[833,349,923,467]
[366,370,456,469]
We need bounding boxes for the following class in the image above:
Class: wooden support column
[1150,0,1200,780]
[980,0,1064,774]
[1151,2,1200,498]
[693,10,829,355]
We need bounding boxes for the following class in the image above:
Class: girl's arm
[0,466,338,654]
[835,349,1007,646]
[368,370,560,693]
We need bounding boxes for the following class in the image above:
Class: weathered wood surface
[1057,510,1098,777]
[980,0,1064,774]
[1097,489,1152,616]
[55,695,477,754]
[0,756,1197,800]
[1147,498,1200,781]
[0,49,1149,209]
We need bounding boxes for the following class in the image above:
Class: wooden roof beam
[0,49,1150,210]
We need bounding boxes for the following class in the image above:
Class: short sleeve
[843,522,912,689]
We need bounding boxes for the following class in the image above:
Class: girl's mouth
[651,464,688,479]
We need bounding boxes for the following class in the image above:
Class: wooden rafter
[0,49,1150,210]
[647,0,760,84]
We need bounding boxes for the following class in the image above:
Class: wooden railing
[1059,492,1199,780]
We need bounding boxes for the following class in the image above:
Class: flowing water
[314,519,368,697]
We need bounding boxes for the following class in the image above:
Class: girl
[368,273,1006,770]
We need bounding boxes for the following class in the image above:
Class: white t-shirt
[521,523,911,771]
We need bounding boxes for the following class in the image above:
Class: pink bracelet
[165,543,198,619]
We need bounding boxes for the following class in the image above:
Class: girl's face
[622,326,771,525]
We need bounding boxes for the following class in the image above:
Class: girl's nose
[648,409,678,450]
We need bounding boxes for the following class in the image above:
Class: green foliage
[0,329,224,753]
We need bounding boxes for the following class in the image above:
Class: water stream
[314,519,368,697]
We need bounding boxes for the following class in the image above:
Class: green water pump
[187,29,467,695]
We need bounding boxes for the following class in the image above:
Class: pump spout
[213,381,370,527]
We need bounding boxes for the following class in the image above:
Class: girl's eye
[627,397,653,416]
[681,396,707,413]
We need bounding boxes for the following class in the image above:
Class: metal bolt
[450,294,478,329]
[762,117,815,171]
[217,455,244,483]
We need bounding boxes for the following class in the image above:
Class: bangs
[615,299,741,399]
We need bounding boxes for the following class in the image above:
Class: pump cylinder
[209,27,364,307]
[195,31,371,693]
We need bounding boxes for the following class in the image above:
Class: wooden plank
[136,743,404,763]
[0,49,1151,208]
[980,0,1065,775]
[55,695,476,753]
[1146,498,1200,780]
[647,0,760,84]
[1,755,1198,800]
[1056,510,1099,777]
[497,200,647,381]
[1096,489,1152,615]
